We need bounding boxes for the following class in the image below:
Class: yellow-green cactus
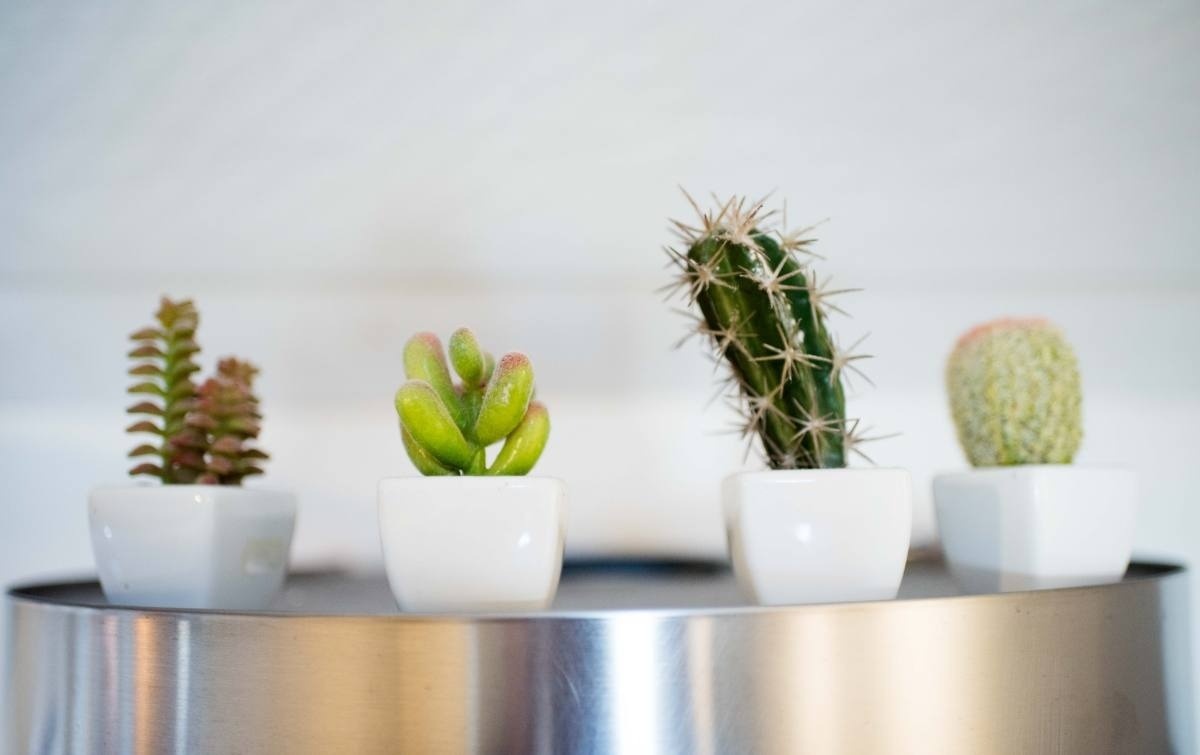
[395,329,549,476]
[947,317,1082,466]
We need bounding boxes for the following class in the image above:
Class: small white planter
[378,477,566,612]
[88,485,297,610]
[723,468,912,605]
[933,465,1136,593]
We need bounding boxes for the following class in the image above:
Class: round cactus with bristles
[947,317,1082,466]
[395,328,549,476]
[664,192,878,469]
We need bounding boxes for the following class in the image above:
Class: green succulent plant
[665,193,877,469]
[126,297,269,484]
[947,317,1082,466]
[395,329,549,476]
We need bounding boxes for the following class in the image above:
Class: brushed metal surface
[4,560,1194,754]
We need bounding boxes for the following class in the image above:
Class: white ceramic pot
[378,477,566,612]
[723,468,912,605]
[88,485,297,610]
[933,465,1136,593]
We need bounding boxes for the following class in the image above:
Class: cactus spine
[947,317,1082,466]
[395,329,549,476]
[666,194,874,469]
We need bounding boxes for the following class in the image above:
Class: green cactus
[947,317,1082,466]
[395,329,549,476]
[665,193,876,469]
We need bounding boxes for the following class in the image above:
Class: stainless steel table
[5,559,1194,754]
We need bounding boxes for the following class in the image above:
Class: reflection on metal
[4,561,1194,754]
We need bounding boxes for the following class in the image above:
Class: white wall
[2,0,1198,733]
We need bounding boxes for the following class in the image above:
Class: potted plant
[379,328,563,612]
[88,297,296,610]
[665,193,911,605]
[933,317,1135,592]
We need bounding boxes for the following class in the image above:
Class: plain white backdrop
[2,0,1198,734]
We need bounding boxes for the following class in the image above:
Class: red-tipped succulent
[126,297,269,485]
[187,358,268,485]
[394,328,550,476]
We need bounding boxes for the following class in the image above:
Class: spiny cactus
[664,192,878,469]
[395,329,549,476]
[947,317,1082,466]
[126,297,270,485]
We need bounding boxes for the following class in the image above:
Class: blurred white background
[2,0,1198,730]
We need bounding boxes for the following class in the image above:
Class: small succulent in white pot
[665,193,911,605]
[379,328,564,612]
[89,297,296,610]
[934,318,1135,593]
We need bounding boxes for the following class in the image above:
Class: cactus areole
[947,317,1082,466]
[395,329,550,476]
[666,193,877,470]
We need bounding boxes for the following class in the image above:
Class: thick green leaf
[474,353,534,446]
[403,332,467,428]
[401,424,456,476]
[395,380,475,469]
[448,327,485,385]
[486,401,550,476]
